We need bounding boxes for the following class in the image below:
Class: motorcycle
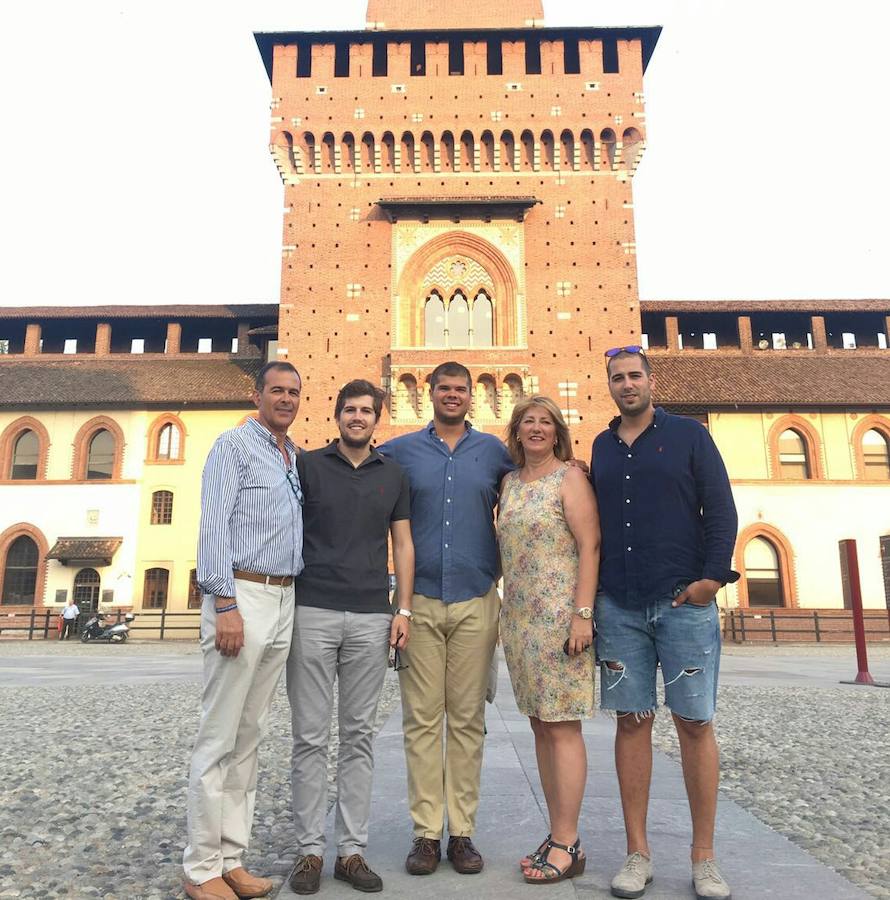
[80,612,135,644]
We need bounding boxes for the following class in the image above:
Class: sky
[2,0,888,307]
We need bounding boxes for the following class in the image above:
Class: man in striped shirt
[183,361,305,900]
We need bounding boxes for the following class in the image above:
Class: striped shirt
[197,417,304,598]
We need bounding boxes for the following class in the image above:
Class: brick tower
[256,2,660,452]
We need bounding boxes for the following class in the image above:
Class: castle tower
[255,3,660,452]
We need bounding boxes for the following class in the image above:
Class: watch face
[576,607,592,619]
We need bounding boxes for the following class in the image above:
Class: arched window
[157,423,181,461]
[11,430,39,480]
[188,569,203,609]
[743,536,784,608]
[622,127,642,169]
[424,293,446,347]
[151,490,174,525]
[87,430,115,480]
[73,568,100,613]
[540,130,555,170]
[420,131,435,170]
[395,375,419,418]
[475,375,497,420]
[440,131,456,172]
[500,130,515,171]
[1,535,38,606]
[480,130,495,171]
[600,128,617,168]
[472,292,493,347]
[448,292,470,346]
[400,132,416,172]
[580,128,595,169]
[341,132,356,173]
[143,568,169,609]
[777,429,810,479]
[520,129,535,170]
[502,374,524,417]
[361,132,375,171]
[560,129,575,170]
[299,132,317,173]
[460,130,474,170]
[862,429,890,479]
[381,131,396,172]
[321,132,336,172]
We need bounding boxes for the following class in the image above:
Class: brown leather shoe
[405,837,441,875]
[183,877,239,900]
[447,836,484,874]
[334,854,383,892]
[288,854,323,895]
[221,867,274,898]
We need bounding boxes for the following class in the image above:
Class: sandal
[519,833,552,870]
[523,837,586,885]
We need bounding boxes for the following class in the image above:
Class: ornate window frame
[851,414,890,480]
[146,413,186,465]
[71,416,125,481]
[734,523,797,609]
[0,416,50,481]
[766,414,824,480]
[0,522,49,607]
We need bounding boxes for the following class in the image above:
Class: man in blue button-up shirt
[378,362,513,876]
[590,348,737,900]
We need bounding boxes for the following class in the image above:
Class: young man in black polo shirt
[286,380,414,896]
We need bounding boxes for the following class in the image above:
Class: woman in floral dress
[498,395,600,884]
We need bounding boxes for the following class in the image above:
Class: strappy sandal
[523,837,586,885]
[519,833,551,871]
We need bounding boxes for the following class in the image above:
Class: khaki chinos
[183,579,294,885]
[398,583,500,838]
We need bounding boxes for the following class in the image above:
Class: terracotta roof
[0,358,262,409]
[365,0,544,30]
[0,304,278,320]
[641,299,890,314]
[47,538,123,564]
[649,354,890,407]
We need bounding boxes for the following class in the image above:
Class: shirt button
[445,543,449,548]
[625,475,630,480]
[627,546,632,551]
[625,499,631,504]
[627,453,632,458]
[626,522,631,527]
[449,456,453,461]
[446,521,450,525]
[446,498,451,503]
[447,476,452,481]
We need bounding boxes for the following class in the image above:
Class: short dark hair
[335,379,386,421]
[429,361,472,390]
[255,361,301,391]
[606,350,651,376]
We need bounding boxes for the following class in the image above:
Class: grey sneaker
[610,852,653,898]
[692,858,731,900]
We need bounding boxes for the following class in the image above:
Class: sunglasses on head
[604,345,645,358]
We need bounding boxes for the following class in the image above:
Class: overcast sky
[2,0,888,307]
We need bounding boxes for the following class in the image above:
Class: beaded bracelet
[215,603,238,614]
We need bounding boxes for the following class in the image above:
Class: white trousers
[183,579,294,884]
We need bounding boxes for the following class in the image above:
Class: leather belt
[234,570,294,587]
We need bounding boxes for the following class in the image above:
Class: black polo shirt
[295,441,411,613]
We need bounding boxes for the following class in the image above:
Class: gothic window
[157,423,181,461]
[448,292,470,345]
[1,535,38,606]
[11,430,39,480]
[472,292,493,347]
[424,293,447,348]
[862,428,890,479]
[777,429,810,479]
[87,430,116,480]
[743,536,785,608]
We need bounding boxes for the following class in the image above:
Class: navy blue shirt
[590,407,738,607]
[378,422,514,603]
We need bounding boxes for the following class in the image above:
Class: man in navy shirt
[590,348,737,900]
[378,362,514,877]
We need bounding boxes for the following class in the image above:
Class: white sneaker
[692,858,731,900]
[610,851,654,898]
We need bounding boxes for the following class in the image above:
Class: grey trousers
[286,605,391,858]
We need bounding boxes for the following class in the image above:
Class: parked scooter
[80,612,135,644]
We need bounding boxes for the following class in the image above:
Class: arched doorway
[73,568,101,613]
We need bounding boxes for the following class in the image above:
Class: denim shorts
[594,591,721,722]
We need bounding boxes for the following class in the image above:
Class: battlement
[365,0,544,31]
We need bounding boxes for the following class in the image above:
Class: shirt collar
[608,406,665,435]
[426,419,473,437]
[323,439,382,466]
[245,415,297,456]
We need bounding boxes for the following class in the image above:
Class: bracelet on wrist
[215,603,238,614]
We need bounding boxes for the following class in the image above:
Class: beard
[339,429,372,449]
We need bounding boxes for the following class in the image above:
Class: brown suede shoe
[447,836,484,874]
[183,876,239,900]
[334,854,383,892]
[221,867,274,898]
[405,837,441,875]
[288,854,323,895]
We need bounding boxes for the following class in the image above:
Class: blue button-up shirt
[590,407,738,607]
[197,417,304,598]
[378,422,514,603]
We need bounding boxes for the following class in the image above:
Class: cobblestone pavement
[1,641,888,898]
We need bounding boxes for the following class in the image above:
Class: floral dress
[498,466,595,721]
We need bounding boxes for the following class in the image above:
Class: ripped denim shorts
[594,590,721,722]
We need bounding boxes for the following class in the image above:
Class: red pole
[839,539,874,686]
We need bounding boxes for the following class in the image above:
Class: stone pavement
[273,649,871,899]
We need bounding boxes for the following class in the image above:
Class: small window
[63,339,78,354]
[702,333,717,350]
[602,38,619,73]
[744,537,784,607]
[143,568,169,609]
[772,332,786,349]
[448,39,464,75]
[0,340,9,355]
[777,429,810,479]
[230,337,239,353]
[862,429,890,480]
[842,332,856,349]
[524,37,541,74]
[296,42,312,78]
[372,39,387,77]
[151,490,174,525]
[878,333,888,350]
[334,41,350,77]
[86,430,115,480]
[486,40,503,75]
[197,338,212,353]
[563,38,580,74]
[131,338,145,354]
[188,569,203,609]
[410,38,426,76]
[640,333,650,350]
[11,430,39,479]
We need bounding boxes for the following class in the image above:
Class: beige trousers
[399,584,500,839]
[183,579,294,884]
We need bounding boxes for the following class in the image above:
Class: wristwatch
[574,607,593,620]
[396,608,414,620]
